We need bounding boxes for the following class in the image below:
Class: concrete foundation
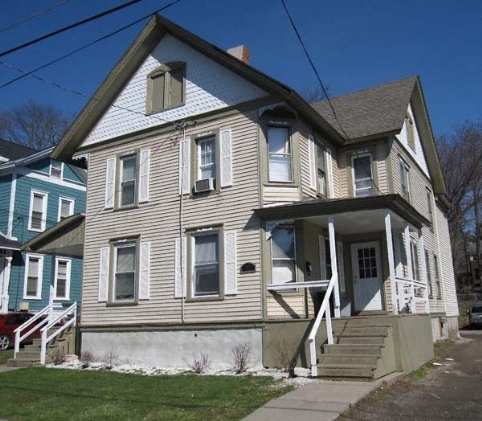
[81,327,263,370]
[431,314,460,342]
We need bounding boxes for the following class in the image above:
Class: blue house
[0,138,86,314]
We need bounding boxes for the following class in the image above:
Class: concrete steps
[317,318,393,380]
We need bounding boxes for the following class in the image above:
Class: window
[197,137,216,180]
[352,154,374,197]
[114,242,137,301]
[104,149,150,210]
[28,191,47,231]
[405,114,415,151]
[316,141,327,196]
[410,242,420,281]
[434,254,442,299]
[146,62,185,114]
[267,126,292,182]
[54,258,71,300]
[192,232,220,297]
[119,154,136,207]
[271,226,296,285]
[24,255,43,299]
[58,197,74,221]
[98,239,150,303]
[425,250,433,298]
[50,160,63,179]
[426,188,433,226]
[399,158,410,201]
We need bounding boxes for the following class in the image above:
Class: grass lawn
[0,349,13,365]
[0,367,293,420]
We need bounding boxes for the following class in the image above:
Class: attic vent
[195,178,215,193]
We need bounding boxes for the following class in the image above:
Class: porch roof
[21,213,85,258]
[254,194,431,235]
[0,233,21,251]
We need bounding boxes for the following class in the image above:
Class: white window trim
[28,190,48,232]
[113,241,138,303]
[54,257,71,300]
[118,153,138,209]
[351,153,374,197]
[267,125,293,183]
[197,137,216,181]
[191,231,221,298]
[24,253,44,300]
[58,196,75,222]
[50,160,63,179]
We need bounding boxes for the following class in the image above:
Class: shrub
[188,352,211,374]
[231,342,251,374]
[80,349,94,368]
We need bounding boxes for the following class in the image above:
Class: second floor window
[352,155,374,197]
[29,191,47,231]
[268,126,292,182]
[399,158,410,201]
[58,197,74,221]
[120,154,137,207]
[197,137,216,180]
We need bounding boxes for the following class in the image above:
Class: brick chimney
[227,45,250,64]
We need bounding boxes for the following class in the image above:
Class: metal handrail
[40,302,77,365]
[13,306,50,358]
[308,274,337,377]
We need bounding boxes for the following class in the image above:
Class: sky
[0,0,481,138]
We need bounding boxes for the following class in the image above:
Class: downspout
[179,126,186,324]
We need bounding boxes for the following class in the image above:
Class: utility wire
[280,0,349,141]
[0,0,72,35]
[0,0,143,58]
[0,0,181,90]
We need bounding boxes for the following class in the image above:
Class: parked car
[468,304,482,327]
[0,312,41,350]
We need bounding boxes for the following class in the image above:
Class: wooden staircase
[7,327,76,367]
[317,317,396,380]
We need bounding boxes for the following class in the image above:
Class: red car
[0,312,41,350]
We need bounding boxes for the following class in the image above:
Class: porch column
[328,215,340,318]
[384,210,398,315]
[404,225,415,313]
[418,230,430,314]
[0,255,12,314]
[49,254,56,323]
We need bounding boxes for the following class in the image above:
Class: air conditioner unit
[194,178,215,193]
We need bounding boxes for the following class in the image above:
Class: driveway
[337,328,482,420]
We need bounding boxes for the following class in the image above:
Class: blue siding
[63,164,85,184]
[0,174,12,234]
[2,162,86,312]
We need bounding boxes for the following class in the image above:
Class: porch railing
[308,274,337,377]
[394,276,428,314]
[14,302,77,364]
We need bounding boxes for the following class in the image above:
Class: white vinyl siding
[174,237,187,298]
[224,231,237,295]
[138,149,150,203]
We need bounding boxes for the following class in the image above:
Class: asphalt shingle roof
[0,138,37,161]
[311,76,418,141]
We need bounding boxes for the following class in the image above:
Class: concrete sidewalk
[243,373,402,421]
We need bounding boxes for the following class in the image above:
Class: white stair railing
[40,302,77,365]
[14,306,50,359]
[308,273,337,377]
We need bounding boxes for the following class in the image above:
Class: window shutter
[308,135,316,190]
[98,247,110,302]
[337,241,345,293]
[319,236,327,280]
[105,157,116,209]
[326,148,334,198]
[220,128,233,187]
[139,149,150,203]
[224,231,237,295]
[179,138,190,195]
[139,242,150,300]
[174,237,186,298]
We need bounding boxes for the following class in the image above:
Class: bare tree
[0,101,72,150]
[437,121,482,286]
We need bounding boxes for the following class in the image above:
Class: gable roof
[53,14,342,163]
[0,145,53,174]
[0,138,37,161]
[311,76,418,142]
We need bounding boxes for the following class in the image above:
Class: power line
[0,0,72,35]
[0,1,181,90]
[0,0,143,59]
[280,0,349,141]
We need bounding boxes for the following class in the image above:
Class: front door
[351,241,383,312]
